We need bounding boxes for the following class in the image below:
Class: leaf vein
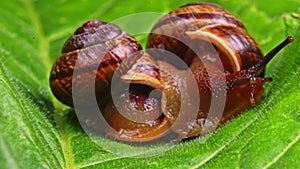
[262,133,300,169]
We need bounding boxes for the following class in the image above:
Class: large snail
[50,2,293,142]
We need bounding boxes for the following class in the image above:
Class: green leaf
[0,0,299,168]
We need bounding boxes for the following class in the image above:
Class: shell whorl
[50,20,142,106]
[147,2,263,73]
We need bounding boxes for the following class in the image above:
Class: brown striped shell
[50,20,142,106]
[147,2,263,72]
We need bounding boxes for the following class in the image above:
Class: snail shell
[50,20,142,106]
[49,3,293,142]
[147,2,263,72]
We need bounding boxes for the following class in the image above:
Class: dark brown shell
[50,20,142,106]
[147,2,263,72]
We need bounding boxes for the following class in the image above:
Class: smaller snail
[50,2,293,142]
[50,20,173,142]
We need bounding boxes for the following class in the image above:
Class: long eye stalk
[252,36,294,75]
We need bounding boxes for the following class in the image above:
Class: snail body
[50,2,293,142]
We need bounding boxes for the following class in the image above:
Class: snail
[50,2,293,142]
